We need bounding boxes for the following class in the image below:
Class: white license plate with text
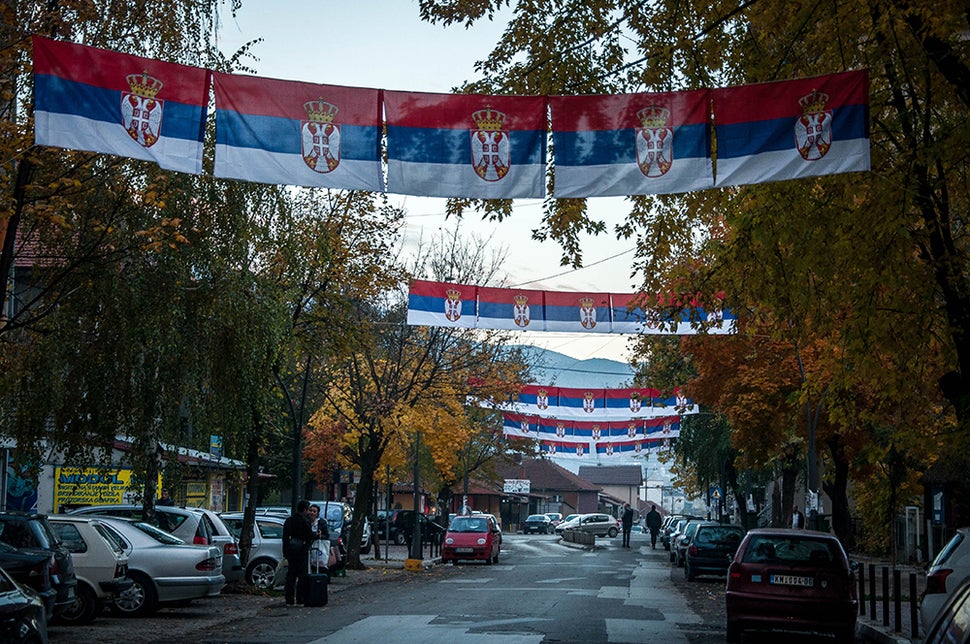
[770,574,814,587]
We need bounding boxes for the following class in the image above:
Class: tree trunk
[346,461,376,570]
[823,435,853,549]
[238,417,262,567]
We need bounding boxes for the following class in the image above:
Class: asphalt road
[50,531,870,643]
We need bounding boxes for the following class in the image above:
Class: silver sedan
[94,517,225,617]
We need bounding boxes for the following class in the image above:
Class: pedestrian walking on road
[645,505,662,549]
[283,500,315,606]
[621,503,634,548]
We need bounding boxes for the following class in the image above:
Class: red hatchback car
[441,515,501,565]
[725,528,857,643]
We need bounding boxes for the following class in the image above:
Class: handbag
[328,546,339,568]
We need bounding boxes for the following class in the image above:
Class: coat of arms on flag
[795,90,832,161]
[444,288,463,322]
[592,425,601,441]
[512,294,531,328]
[556,422,565,438]
[627,422,637,438]
[629,392,641,413]
[122,72,164,148]
[635,105,673,177]
[536,389,549,410]
[302,99,341,173]
[470,107,510,182]
[583,392,596,413]
[579,297,597,329]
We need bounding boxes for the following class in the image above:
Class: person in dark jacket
[645,505,662,549]
[621,503,635,548]
[282,500,314,606]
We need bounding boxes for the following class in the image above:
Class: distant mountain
[513,345,634,388]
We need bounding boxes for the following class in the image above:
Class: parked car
[47,515,132,624]
[480,513,503,545]
[561,513,620,538]
[725,528,857,643]
[663,518,692,554]
[0,512,77,620]
[523,514,554,534]
[672,520,713,566]
[68,504,244,583]
[555,515,580,535]
[93,517,224,617]
[441,514,501,565]
[922,574,970,643]
[921,526,970,634]
[0,565,48,644]
[309,502,371,555]
[0,541,57,619]
[220,513,285,589]
[683,523,745,581]
[661,515,697,551]
[544,513,563,527]
[375,509,445,546]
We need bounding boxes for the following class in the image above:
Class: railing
[857,563,922,640]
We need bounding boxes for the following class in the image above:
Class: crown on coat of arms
[445,288,462,301]
[126,72,163,99]
[579,297,594,309]
[472,107,506,132]
[304,99,338,123]
[537,388,547,397]
[630,391,641,400]
[513,294,529,306]
[584,392,595,401]
[637,105,670,128]
[798,90,829,114]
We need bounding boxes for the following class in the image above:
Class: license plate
[455,548,474,554]
[770,574,814,587]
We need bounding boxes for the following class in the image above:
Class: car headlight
[477,538,486,545]
[445,537,454,545]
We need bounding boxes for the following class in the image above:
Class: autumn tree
[419,0,970,536]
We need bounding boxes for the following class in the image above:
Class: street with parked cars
[0,503,947,642]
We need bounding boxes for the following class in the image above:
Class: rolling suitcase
[304,541,329,607]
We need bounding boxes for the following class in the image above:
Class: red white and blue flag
[213,73,382,190]
[32,36,209,175]
[543,290,612,333]
[476,285,546,331]
[384,91,547,198]
[406,279,478,329]
[550,90,712,197]
[713,70,870,187]
[484,385,696,420]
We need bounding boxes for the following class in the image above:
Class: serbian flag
[610,293,736,334]
[714,70,870,187]
[385,91,547,198]
[477,285,546,331]
[406,280,477,329]
[641,416,682,443]
[213,73,381,190]
[604,387,663,416]
[502,413,537,439]
[544,290,612,333]
[550,89,712,197]
[540,440,589,457]
[596,437,664,457]
[32,36,209,174]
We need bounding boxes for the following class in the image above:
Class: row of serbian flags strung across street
[407,279,735,335]
[488,385,694,457]
[32,36,870,198]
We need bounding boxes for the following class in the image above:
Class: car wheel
[608,527,618,538]
[246,558,278,590]
[725,621,742,643]
[55,582,98,625]
[112,571,157,617]
[394,532,406,545]
[685,563,695,582]
[360,541,371,555]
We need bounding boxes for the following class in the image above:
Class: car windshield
[696,526,743,546]
[130,521,185,545]
[449,517,488,533]
[527,515,547,521]
[742,535,840,566]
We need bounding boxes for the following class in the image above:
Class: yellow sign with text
[53,467,159,510]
